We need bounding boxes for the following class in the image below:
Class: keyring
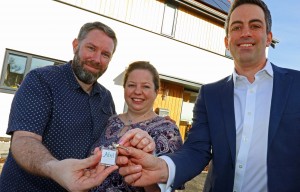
[100,143,128,166]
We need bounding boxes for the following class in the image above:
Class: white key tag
[100,143,129,166]
[100,145,117,166]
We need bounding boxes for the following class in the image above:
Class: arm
[8,70,55,176]
[11,132,118,191]
[11,131,55,177]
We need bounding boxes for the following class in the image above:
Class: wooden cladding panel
[179,121,189,141]
[60,0,226,56]
[154,81,184,128]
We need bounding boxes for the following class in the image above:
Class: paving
[176,172,207,192]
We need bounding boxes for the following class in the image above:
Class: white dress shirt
[233,61,273,192]
[160,61,273,192]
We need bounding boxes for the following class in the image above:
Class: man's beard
[72,52,107,84]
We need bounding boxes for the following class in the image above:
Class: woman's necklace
[124,118,133,126]
[125,110,154,125]
[118,110,154,137]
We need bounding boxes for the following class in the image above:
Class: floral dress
[89,115,183,192]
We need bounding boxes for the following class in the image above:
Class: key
[112,142,129,151]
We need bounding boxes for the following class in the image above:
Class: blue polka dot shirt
[0,62,116,191]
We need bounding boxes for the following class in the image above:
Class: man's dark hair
[225,0,272,37]
[77,21,118,53]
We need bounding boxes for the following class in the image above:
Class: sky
[264,0,300,70]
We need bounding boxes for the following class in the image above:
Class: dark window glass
[0,50,65,93]
[4,54,27,88]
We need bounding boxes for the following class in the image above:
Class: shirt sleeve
[7,70,52,136]
[158,155,176,192]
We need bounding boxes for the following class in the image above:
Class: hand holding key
[118,128,155,153]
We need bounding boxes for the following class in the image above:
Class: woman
[90,61,183,192]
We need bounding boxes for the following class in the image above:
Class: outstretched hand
[48,148,118,192]
[119,128,155,153]
[117,147,169,187]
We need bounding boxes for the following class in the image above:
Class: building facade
[0,0,234,160]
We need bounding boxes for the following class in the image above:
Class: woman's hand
[118,128,155,153]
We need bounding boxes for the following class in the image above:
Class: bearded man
[0,21,119,192]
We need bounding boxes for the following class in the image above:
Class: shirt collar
[232,60,273,85]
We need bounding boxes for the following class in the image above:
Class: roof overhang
[114,71,202,92]
[160,73,202,91]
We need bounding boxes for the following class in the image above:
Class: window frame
[0,49,65,94]
[161,3,178,37]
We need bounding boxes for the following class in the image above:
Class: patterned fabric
[89,115,183,192]
[0,62,116,192]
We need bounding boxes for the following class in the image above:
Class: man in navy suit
[117,0,300,191]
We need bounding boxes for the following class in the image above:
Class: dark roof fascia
[194,0,229,14]
[159,73,202,91]
[173,0,279,48]
[173,0,228,23]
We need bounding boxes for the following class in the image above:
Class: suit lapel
[268,64,293,147]
[219,64,292,166]
[221,76,236,167]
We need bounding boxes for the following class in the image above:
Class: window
[180,90,198,123]
[161,4,177,37]
[0,50,65,93]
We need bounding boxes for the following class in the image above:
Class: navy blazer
[168,64,300,192]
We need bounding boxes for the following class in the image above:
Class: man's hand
[119,128,155,153]
[117,147,169,187]
[48,148,118,192]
